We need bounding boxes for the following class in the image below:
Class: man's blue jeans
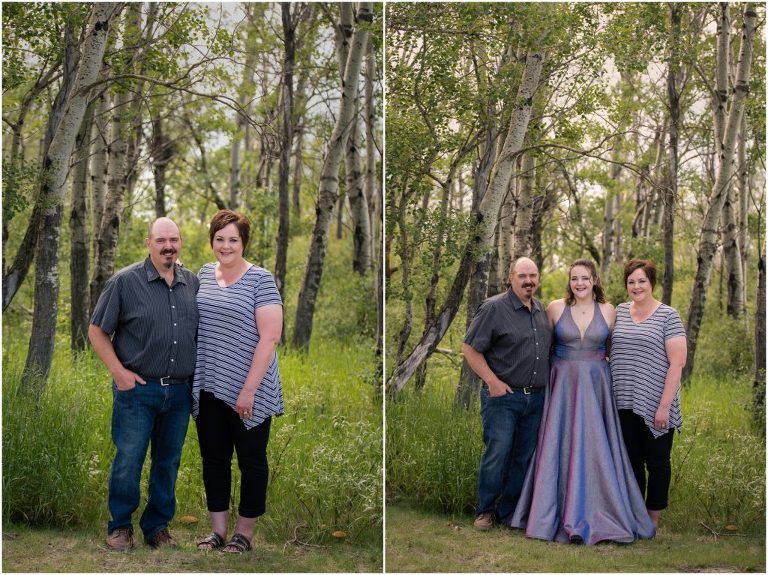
[108,379,191,540]
[476,385,544,523]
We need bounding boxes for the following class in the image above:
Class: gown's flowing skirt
[508,354,655,544]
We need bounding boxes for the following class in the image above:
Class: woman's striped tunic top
[610,302,686,438]
[192,263,284,429]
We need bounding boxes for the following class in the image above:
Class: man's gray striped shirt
[90,257,200,379]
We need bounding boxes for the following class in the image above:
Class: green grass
[386,370,765,538]
[3,335,382,548]
[385,504,765,573]
[2,524,381,572]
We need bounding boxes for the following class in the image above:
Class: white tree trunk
[498,177,516,293]
[713,3,730,174]
[513,151,535,260]
[684,3,757,381]
[390,48,545,391]
[293,2,372,351]
[70,102,94,351]
[90,89,109,247]
[23,3,119,390]
[737,113,749,306]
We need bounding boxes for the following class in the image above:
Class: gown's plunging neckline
[559,301,600,345]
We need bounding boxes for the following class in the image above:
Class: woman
[193,210,284,553]
[610,259,686,529]
[508,259,655,544]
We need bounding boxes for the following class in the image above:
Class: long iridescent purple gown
[507,301,655,544]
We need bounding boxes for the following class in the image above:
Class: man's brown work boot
[146,527,179,549]
[106,528,134,551]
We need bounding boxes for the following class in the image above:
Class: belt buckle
[160,376,170,386]
[523,386,532,395]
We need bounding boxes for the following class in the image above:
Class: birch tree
[684,4,757,381]
[274,2,299,299]
[293,2,373,351]
[90,3,146,308]
[2,4,83,312]
[22,3,120,391]
[69,102,95,351]
[388,46,546,391]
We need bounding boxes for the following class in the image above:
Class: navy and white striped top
[610,302,686,438]
[192,263,284,429]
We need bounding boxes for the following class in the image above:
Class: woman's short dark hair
[624,259,656,288]
[208,209,250,252]
[565,258,606,305]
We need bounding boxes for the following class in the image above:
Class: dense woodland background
[3,1,383,387]
[385,2,766,549]
[2,0,767,567]
[386,2,765,407]
[2,1,383,557]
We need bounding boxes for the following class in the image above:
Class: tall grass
[3,334,383,545]
[4,223,382,545]
[387,372,765,535]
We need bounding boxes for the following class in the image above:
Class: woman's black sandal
[196,532,224,550]
[223,533,252,554]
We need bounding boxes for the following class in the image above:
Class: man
[89,217,199,550]
[463,257,551,530]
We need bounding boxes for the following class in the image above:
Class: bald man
[463,257,551,530]
[89,218,200,550]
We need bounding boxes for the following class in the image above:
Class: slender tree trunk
[497,180,515,295]
[723,115,746,318]
[513,151,535,260]
[753,243,766,427]
[395,202,413,365]
[2,65,62,307]
[364,35,383,357]
[716,5,745,318]
[343,8,370,274]
[348,111,371,274]
[22,3,119,392]
[391,48,546,392]
[91,85,129,307]
[602,176,618,277]
[91,4,144,307]
[275,2,296,307]
[150,116,173,218]
[723,174,745,318]
[70,102,94,351]
[663,3,681,305]
[2,21,81,312]
[229,126,241,209]
[185,115,227,211]
[90,89,109,246]
[119,2,150,225]
[684,4,757,382]
[713,4,730,175]
[292,2,372,351]
[455,87,500,408]
[530,178,556,269]
[292,71,308,219]
[414,175,453,390]
[560,163,601,262]
[737,113,749,308]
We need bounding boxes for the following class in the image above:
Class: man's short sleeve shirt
[90,257,200,378]
[464,289,551,388]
